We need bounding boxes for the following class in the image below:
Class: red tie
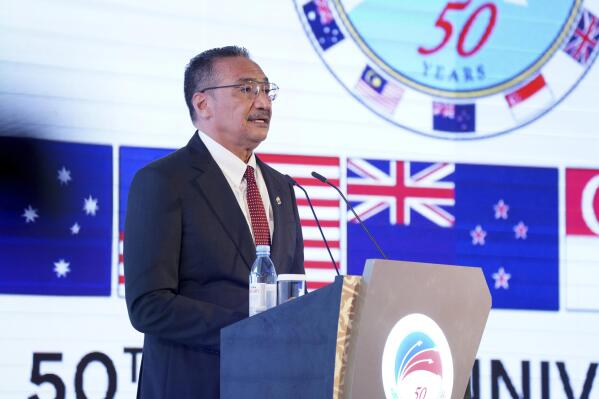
[244,165,271,245]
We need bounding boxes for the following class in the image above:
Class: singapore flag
[565,168,599,310]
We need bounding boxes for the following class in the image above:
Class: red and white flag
[504,74,554,122]
[565,168,599,311]
[260,153,342,291]
[118,232,126,297]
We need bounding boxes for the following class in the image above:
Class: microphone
[285,175,341,276]
[311,171,388,260]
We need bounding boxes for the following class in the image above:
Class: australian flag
[303,0,345,51]
[346,158,559,311]
[0,137,112,296]
[433,102,475,133]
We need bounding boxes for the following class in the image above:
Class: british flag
[346,158,455,228]
[314,0,334,24]
[433,102,455,119]
[563,8,599,65]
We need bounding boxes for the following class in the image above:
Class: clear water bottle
[249,245,277,316]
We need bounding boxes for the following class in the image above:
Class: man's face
[205,57,272,156]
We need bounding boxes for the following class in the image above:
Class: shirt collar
[198,130,257,186]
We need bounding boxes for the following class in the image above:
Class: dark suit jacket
[124,132,305,399]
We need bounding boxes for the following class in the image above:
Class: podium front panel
[344,259,491,399]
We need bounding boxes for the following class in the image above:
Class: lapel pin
[275,196,282,205]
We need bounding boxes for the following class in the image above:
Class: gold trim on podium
[333,276,362,399]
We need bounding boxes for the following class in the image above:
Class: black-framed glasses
[199,80,279,101]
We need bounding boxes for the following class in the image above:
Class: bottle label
[249,282,276,316]
[265,283,276,310]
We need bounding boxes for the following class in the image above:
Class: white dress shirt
[198,131,273,241]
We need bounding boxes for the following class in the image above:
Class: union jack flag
[433,102,455,118]
[315,0,334,24]
[346,158,455,227]
[563,8,599,65]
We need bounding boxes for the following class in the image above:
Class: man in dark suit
[124,46,305,399]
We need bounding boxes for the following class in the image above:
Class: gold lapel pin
[275,196,282,205]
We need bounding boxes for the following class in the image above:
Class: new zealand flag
[346,158,559,311]
[0,137,112,296]
[433,102,475,133]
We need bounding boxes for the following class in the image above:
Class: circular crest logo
[381,313,453,399]
[293,0,599,139]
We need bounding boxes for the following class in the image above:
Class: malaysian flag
[0,137,112,296]
[260,153,341,291]
[303,0,345,51]
[354,65,404,114]
[346,158,559,311]
[433,102,475,133]
[119,147,341,293]
[563,8,599,65]
[118,146,174,297]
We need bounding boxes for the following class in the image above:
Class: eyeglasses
[199,80,279,101]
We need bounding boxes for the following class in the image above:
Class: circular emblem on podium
[381,313,453,399]
[293,0,599,139]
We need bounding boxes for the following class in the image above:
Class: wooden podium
[221,260,491,399]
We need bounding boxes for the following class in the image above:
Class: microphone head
[285,174,298,186]
[311,171,328,183]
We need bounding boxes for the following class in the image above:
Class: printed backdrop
[1,0,598,397]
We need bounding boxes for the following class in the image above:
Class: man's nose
[253,89,272,109]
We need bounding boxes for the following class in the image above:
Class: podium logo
[382,313,453,399]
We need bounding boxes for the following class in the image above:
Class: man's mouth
[248,114,271,125]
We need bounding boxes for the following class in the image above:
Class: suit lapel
[186,133,255,270]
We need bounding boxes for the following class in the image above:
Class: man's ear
[192,92,212,120]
